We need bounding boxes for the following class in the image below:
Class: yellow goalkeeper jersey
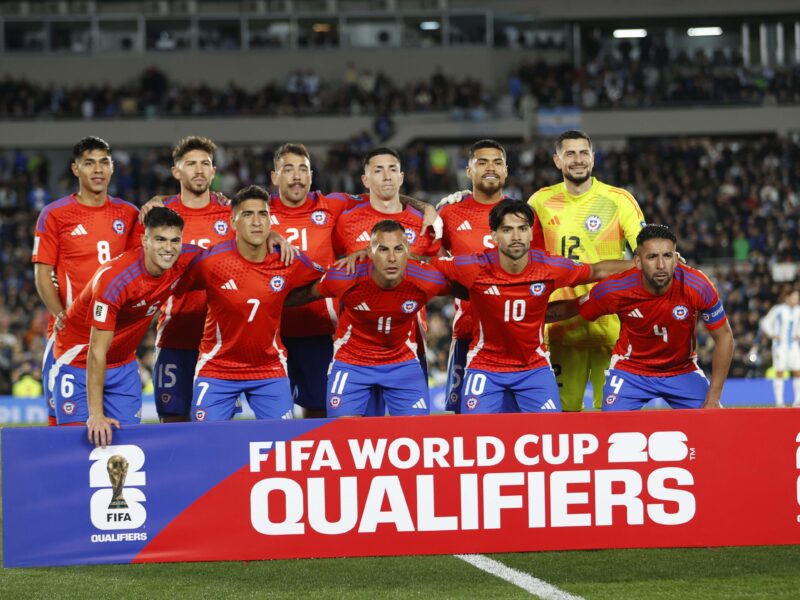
[529,177,645,347]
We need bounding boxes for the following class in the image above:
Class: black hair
[554,130,592,154]
[489,199,534,231]
[362,147,401,171]
[72,136,111,161]
[469,139,506,160]
[636,224,677,247]
[143,206,184,231]
[371,219,405,238]
[231,184,271,210]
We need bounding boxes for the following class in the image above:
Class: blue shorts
[327,360,429,417]
[192,376,294,421]
[52,361,142,425]
[284,335,332,411]
[42,334,56,418]
[602,369,709,411]
[154,347,198,418]
[461,367,561,414]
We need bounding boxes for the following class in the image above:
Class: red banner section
[136,409,800,563]
[3,408,800,567]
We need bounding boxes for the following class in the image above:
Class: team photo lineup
[31,130,737,447]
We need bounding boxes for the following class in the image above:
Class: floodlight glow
[687,27,723,37]
[613,29,647,39]
[420,21,441,31]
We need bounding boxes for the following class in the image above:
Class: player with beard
[438,139,543,412]
[529,130,645,412]
[549,225,733,410]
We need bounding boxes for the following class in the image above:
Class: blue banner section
[0,379,781,424]
[537,107,582,135]
[1,420,327,568]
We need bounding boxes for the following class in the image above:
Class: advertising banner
[3,409,800,567]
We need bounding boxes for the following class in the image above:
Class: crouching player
[432,200,632,414]
[287,220,451,416]
[554,224,734,410]
[50,208,200,446]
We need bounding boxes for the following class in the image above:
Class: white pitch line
[455,554,586,600]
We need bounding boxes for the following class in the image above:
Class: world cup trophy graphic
[107,455,129,509]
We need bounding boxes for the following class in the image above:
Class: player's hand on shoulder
[435,189,470,210]
[268,231,298,265]
[138,195,167,223]
[216,194,231,206]
[334,249,368,274]
[420,205,444,240]
[87,414,121,448]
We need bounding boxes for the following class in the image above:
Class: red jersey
[187,241,324,380]
[440,194,499,341]
[578,264,728,376]
[32,194,139,336]
[434,249,591,372]
[270,191,357,338]
[334,202,441,257]
[130,193,234,351]
[318,261,448,366]
[54,246,201,369]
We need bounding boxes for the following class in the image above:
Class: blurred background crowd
[2,132,797,395]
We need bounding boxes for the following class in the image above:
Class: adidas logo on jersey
[356,231,371,243]
[483,285,501,296]
[456,220,472,231]
[269,215,280,225]
[412,398,428,410]
[627,308,644,318]
[547,216,561,226]
[354,302,371,311]
[540,399,558,410]
[70,224,88,236]
[133,299,147,308]
[221,279,238,290]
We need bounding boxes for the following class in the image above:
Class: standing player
[529,129,645,411]
[433,200,631,413]
[759,289,800,407]
[567,225,734,410]
[32,136,139,426]
[187,185,324,422]
[287,220,450,416]
[438,139,540,412]
[137,136,235,422]
[49,208,200,447]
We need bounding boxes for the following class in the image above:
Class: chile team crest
[404,228,417,245]
[672,305,689,320]
[214,220,229,235]
[584,215,602,232]
[401,300,418,314]
[311,210,327,225]
[530,282,547,296]
[269,276,286,292]
[112,219,126,235]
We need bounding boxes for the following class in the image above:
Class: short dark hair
[273,143,311,168]
[370,219,408,246]
[144,206,184,231]
[72,136,111,161]
[636,224,677,247]
[469,139,506,160]
[231,184,271,210]
[172,136,216,163]
[555,130,592,154]
[489,200,534,231]
[363,147,401,171]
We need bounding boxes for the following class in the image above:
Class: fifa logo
[89,445,147,530]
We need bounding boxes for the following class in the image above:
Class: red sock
[48,416,57,427]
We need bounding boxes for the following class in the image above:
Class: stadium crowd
[2,51,800,122]
[1,134,797,396]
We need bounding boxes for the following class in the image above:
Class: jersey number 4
[653,325,668,343]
